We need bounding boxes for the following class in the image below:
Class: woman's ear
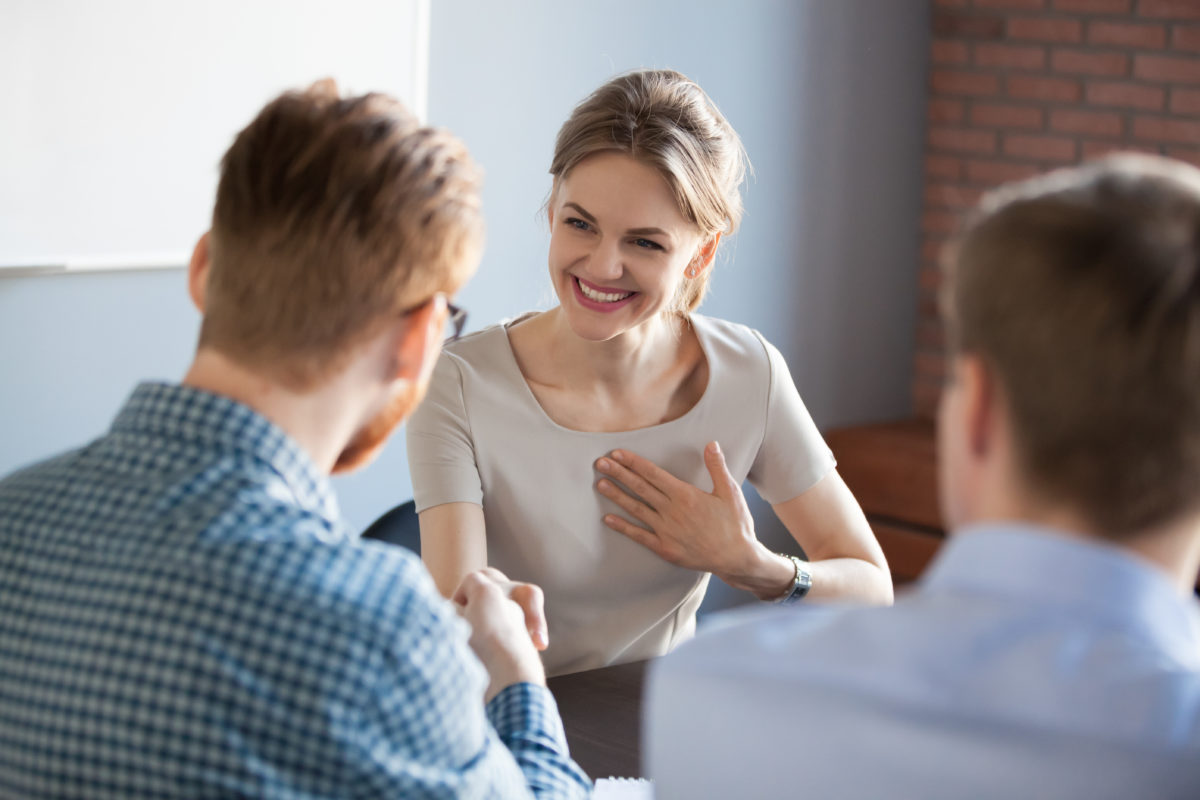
[187,232,211,313]
[688,233,722,277]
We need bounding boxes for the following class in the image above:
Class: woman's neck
[544,307,688,391]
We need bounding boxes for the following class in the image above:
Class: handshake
[453,567,550,701]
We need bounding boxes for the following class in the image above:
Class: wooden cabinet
[826,419,944,585]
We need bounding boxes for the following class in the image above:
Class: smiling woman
[406,69,893,676]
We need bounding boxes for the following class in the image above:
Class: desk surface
[546,659,648,780]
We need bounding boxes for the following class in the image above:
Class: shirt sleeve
[487,683,593,797]
[339,562,591,799]
[745,332,836,505]
[406,352,485,513]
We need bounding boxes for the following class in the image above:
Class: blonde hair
[202,79,484,389]
[549,69,748,313]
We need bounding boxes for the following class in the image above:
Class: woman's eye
[633,238,663,251]
[566,217,590,232]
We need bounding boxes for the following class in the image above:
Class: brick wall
[914,0,1200,417]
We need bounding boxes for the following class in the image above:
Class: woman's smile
[572,275,639,312]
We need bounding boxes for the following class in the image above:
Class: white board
[0,0,429,273]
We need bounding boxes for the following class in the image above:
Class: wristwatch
[774,553,812,605]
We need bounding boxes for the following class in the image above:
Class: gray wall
[0,0,929,538]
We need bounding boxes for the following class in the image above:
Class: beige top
[406,314,835,675]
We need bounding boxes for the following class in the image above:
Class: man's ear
[393,295,447,385]
[187,232,211,313]
[960,354,996,459]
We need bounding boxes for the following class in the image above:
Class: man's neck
[181,349,363,474]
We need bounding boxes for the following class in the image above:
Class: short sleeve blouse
[405,313,835,675]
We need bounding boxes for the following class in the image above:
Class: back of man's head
[944,154,1200,539]
[200,79,483,389]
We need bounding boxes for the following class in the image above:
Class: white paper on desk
[594,777,654,799]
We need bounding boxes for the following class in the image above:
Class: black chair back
[361,499,421,555]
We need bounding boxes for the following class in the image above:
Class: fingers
[601,512,663,555]
[453,568,549,651]
[703,441,741,501]
[509,582,549,651]
[598,450,679,501]
[595,476,658,526]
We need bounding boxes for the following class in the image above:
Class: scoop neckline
[494,311,715,437]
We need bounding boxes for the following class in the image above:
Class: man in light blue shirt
[0,83,589,798]
[647,155,1200,799]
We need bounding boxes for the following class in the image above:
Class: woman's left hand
[595,441,767,580]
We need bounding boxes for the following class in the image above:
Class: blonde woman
[407,69,892,676]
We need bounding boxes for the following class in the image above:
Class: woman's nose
[588,239,623,280]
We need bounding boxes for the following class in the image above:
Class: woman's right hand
[453,567,550,702]
[595,441,795,600]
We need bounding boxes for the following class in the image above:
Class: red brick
[921,237,949,262]
[1137,0,1200,19]
[1008,16,1082,43]
[919,266,943,292]
[1166,146,1200,166]
[926,154,964,180]
[1081,140,1162,158]
[975,0,1046,7]
[1086,80,1166,109]
[975,43,1047,70]
[971,102,1045,129]
[1050,108,1124,136]
[1128,113,1200,142]
[1171,87,1200,113]
[933,12,1005,40]
[1172,25,1200,52]
[913,378,942,421]
[1053,0,1132,11]
[915,352,949,384]
[1133,114,1200,143]
[965,159,1043,184]
[1007,74,1082,102]
[1087,21,1167,49]
[1052,49,1130,77]
[925,183,985,209]
[929,98,966,124]
[922,210,962,234]
[917,319,945,351]
[928,126,999,155]
[932,69,1001,96]
[1004,134,1079,161]
[918,289,941,318]
[932,40,970,65]
[1135,53,1200,83]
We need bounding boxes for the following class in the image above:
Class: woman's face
[547,152,706,342]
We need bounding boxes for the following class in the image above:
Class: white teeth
[577,278,633,303]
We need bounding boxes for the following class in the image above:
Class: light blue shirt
[0,383,590,799]
[646,524,1200,799]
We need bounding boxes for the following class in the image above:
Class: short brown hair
[201,79,483,388]
[943,154,1200,537]
[549,69,748,313]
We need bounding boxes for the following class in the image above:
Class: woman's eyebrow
[563,201,673,240]
[627,226,669,238]
[563,202,597,223]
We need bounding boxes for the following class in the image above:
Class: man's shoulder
[655,602,861,682]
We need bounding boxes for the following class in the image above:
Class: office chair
[361,499,421,555]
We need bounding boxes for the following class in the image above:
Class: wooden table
[546,659,648,780]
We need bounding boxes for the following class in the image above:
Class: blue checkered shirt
[0,382,591,799]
